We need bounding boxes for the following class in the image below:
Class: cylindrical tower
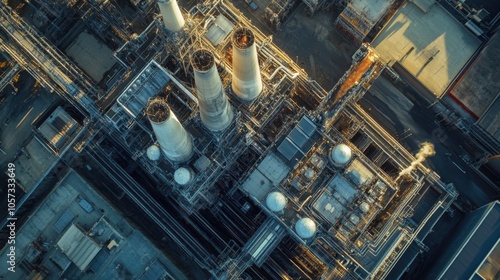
[231,27,262,101]
[157,0,185,32]
[146,98,193,162]
[191,49,233,132]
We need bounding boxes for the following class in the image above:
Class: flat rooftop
[117,60,170,118]
[372,2,481,97]
[350,0,393,22]
[13,137,57,193]
[0,169,187,280]
[66,30,116,82]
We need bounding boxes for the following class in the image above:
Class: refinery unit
[0,0,461,279]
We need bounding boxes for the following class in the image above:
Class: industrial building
[335,0,395,45]
[449,31,500,142]
[426,201,500,280]
[0,169,186,279]
[0,0,464,279]
[372,0,482,98]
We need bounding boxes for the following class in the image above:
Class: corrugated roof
[278,116,317,162]
[440,201,500,280]
[205,15,234,46]
[57,224,101,271]
[117,60,170,117]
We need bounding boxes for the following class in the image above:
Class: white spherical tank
[266,192,287,212]
[330,143,352,167]
[295,217,316,239]
[360,202,370,213]
[146,145,161,161]
[174,167,193,186]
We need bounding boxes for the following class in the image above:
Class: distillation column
[231,27,263,101]
[157,0,185,32]
[191,49,234,132]
[146,98,193,162]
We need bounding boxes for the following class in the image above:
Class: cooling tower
[146,99,193,162]
[231,27,262,101]
[191,49,234,132]
[157,0,185,32]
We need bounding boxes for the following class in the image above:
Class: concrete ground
[226,0,357,90]
[360,74,499,208]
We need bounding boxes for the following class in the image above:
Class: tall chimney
[191,49,234,132]
[231,27,262,101]
[146,98,193,162]
[157,0,185,32]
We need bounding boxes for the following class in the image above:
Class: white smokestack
[231,27,263,101]
[398,142,435,179]
[191,49,234,132]
[146,98,193,162]
[157,0,185,32]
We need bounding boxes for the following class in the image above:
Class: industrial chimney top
[191,49,215,72]
[232,27,255,50]
[146,98,171,123]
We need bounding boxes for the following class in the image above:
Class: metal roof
[206,15,234,46]
[439,201,500,280]
[57,224,102,271]
[278,116,316,161]
[117,60,170,117]
[53,210,74,234]
[138,260,170,280]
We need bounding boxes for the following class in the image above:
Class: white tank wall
[149,108,192,162]
[192,50,234,132]
[232,28,262,101]
[158,0,185,32]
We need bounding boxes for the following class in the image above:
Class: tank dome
[303,169,315,180]
[360,202,370,213]
[174,167,193,185]
[330,144,352,166]
[295,218,316,239]
[266,192,287,212]
[349,214,359,224]
[146,145,161,161]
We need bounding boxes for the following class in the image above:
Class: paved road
[360,75,498,208]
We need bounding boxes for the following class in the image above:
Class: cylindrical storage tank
[146,145,161,161]
[191,49,233,132]
[266,191,287,212]
[330,143,352,167]
[174,167,194,186]
[157,0,185,32]
[146,99,193,162]
[231,27,263,101]
[295,217,316,239]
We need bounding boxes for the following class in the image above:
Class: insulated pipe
[157,0,185,32]
[191,49,233,132]
[231,27,263,101]
[146,99,193,162]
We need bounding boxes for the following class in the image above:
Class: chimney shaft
[157,0,185,32]
[147,99,193,162]
[191,49,234,132]
[231,27,262,101]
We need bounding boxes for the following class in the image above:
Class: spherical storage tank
[174,167,193,186]
[266,192,287,212]
[146,145,161,161]
[330,143,352,167]
[360,202,370,213]
[295,217,316,239]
